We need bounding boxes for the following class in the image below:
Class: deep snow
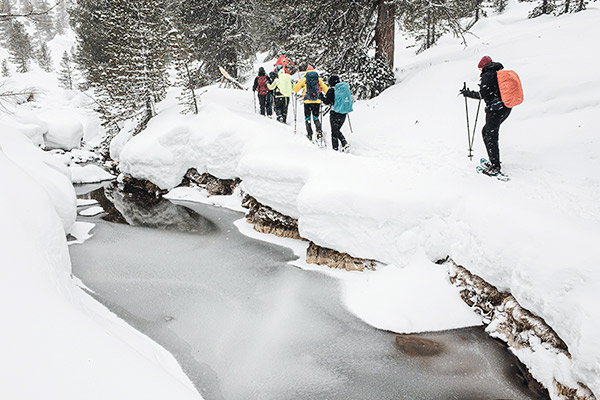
[1,1,599,398]
[113,2,600,398]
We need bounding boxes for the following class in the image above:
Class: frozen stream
[69,184,547,400]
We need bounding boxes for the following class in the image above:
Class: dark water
[69,184,548,400]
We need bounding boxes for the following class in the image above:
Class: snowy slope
[0,124,202,400]
[0,35,203,399]
[114,2,600,397]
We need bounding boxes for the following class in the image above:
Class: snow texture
[69,163,115,184]
[0,64,203,400]
[115,3,600,397]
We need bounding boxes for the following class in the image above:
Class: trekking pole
[253,91,256,113]
[347,114,354,134]
[470,99,482,159]
[293,94,297,135]
[463,82,473,160]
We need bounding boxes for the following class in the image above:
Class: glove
[459,88,468,97]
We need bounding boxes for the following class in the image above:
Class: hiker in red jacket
[273,54,294,74]
[252,67,271,116]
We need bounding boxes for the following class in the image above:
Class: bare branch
[0,1,62,21]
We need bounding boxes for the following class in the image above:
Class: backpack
[257,75,269,95]
[305,71,320,101]
[497,70,523,108]
[333,82,353,114]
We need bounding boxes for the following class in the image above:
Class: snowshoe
[340,143,351,153]
[480,158,492,170]
[315,133,326,149]
[476,165,510,182]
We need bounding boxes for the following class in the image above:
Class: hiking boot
[316,132,323,140]
[341,143,351,153]
[482,167,501,176]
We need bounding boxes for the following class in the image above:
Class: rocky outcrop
[121,175,166,206]
[306,241,377,272]
[241,195,378,271]
[241,195,303,239]
[183,168,240,196]
[447,260,595,400]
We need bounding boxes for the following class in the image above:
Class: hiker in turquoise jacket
[323,75,352,152]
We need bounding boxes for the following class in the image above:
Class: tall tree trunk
[374,0,395,68]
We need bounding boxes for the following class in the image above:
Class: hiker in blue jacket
[323,75,352,152]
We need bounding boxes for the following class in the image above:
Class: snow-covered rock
[39,109,84,150]
[69,163,115,184]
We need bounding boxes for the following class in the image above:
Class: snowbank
[69,163,115,184]
[39,109,84,150]
[0,125,202,399]
[116,2,600,397]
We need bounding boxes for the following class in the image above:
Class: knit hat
[306,65,314,71]
[478,56,492,69]
[328,75,340,87]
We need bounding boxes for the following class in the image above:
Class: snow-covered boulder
[39,110,84,150]
[69,164,115,184]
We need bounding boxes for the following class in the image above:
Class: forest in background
[0,0,595,131]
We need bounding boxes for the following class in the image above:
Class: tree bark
[374,0,395,68]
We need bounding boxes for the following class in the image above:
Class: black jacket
[323,86,335,106]
[464,61,505,110]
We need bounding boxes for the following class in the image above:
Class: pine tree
[493,0,509,13]
[72,0,172,126]
[180,0,255,81]
[524,0,557,17]
[37,42,53,72]
[30,0,55,40]
[555,0,591,14]
[399,0,474,53]
[0,0,12,45]
[58,51,74,89]
[171,26,200,114]
[1,58,10,77]
[255,0,395,100]
[7,20,34,73]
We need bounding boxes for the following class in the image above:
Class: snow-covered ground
[0,33,202,400]
[1,1,599,398]
[113,2,600,398]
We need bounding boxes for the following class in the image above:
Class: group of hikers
[252,55,351,152]
[252,54,520,176]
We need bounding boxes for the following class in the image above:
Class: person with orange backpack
[252,67,271,116]
[293,65,328,144]
[274,53,294,74]
[460,56,522,177]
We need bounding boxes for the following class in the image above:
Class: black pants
[482,107,511,169]
[330,111,347,150]
[266,92,273,116]
[304,103,322,139]
[274,96,289,123]
[257,93,267,115]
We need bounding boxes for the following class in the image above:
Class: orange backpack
[497,70,524,108]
